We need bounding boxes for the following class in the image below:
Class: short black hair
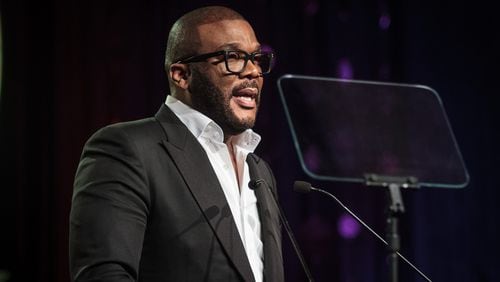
[164,6,247,70]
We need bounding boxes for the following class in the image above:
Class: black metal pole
[386,183,404,282]
[387,213,400,282]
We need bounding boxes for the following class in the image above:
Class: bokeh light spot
[338,213,361,239]
[336,57,353,79]
[379,14,391,30]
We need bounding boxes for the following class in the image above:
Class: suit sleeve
[70,124,150,282]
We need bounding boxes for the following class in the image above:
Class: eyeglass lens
[226,51,273,74]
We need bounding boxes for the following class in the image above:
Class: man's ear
[169,63,190,90]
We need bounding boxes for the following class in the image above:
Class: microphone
[249,179,315,282]
[294,181,432,282]
[248,179,266,190]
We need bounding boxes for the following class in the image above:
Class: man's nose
[239,59,261,79]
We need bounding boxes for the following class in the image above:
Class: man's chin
[223,117,255,136]
[232,108,257,121]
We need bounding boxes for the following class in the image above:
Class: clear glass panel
[277,74,469,188]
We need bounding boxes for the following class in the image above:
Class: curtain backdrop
[1,0,498,281]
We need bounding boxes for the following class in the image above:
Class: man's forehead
[195,19,259,50]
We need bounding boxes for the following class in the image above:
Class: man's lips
[232,87,258,108]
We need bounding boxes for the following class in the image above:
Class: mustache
[232,80,260,95]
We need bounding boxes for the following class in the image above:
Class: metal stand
[365,174,419,282]
[386,183,404,282]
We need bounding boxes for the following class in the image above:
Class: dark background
[0,0,498,281]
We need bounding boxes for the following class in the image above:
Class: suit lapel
[247,154,284,282]
[154,105,255,282]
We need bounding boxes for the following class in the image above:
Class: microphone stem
[311,187,432,282]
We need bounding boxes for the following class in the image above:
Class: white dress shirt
[165,95,264,282]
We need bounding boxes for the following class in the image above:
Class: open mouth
[233,87,258,109]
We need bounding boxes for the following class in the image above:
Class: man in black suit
[69,6,284,282]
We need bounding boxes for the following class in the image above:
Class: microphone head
[248,179,264,190]
[293,181,312,193]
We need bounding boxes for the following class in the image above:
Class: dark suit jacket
[69,105,284,282]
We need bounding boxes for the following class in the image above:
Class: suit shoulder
[98,117,159,135]
[83,117,165,157]
[90,117,162,142]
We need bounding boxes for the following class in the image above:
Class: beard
[188,67,260,136]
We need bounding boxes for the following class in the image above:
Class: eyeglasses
[175,50,275,75]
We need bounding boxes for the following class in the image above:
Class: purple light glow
[304,145,321,172]
[379,14,391,30]
[336,58,353,79]
[261,44,274,53]
[261,44,276,69]
[338,213,361,239]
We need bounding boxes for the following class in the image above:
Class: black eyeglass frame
[174,50,275,75]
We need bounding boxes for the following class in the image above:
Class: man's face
[187,19,264,136]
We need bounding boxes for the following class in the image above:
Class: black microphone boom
[293,180,432,282]
[249,179,315,282]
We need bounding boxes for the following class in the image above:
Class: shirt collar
[165,95,261,151]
